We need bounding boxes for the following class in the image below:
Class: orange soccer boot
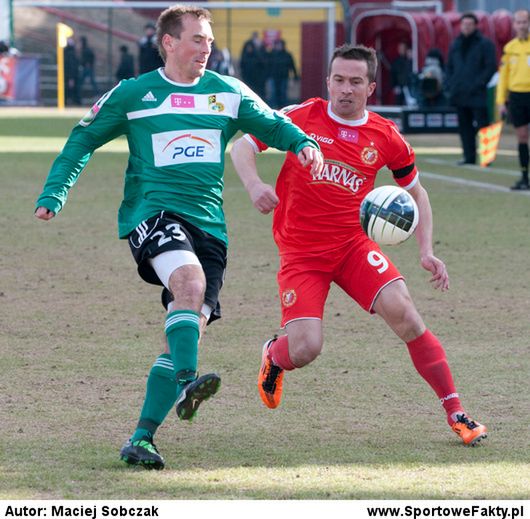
[451,413,488,446]
[258,338,284,409]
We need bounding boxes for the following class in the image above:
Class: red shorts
[277,237,403,327]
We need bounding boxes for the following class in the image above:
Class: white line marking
[424,158,520,177]
[421,171,530,196]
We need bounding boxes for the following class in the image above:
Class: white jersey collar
[158,68,201,87]
[327,103,368,126]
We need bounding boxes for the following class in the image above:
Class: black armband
[392,163,415,179]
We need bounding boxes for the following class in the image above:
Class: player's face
[326,58,376,120]
[513,11,529,39]
[163,15,214,82]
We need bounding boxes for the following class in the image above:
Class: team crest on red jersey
[361,146,378,165]
[281,289,297,307]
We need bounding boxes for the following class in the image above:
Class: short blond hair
[156,4,212,61]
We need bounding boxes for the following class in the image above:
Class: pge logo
[152,129,221,166]
[164,133,213,159]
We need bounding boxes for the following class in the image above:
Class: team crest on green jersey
[208,94,225,113]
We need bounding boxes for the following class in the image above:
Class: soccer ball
[360,185,419,245]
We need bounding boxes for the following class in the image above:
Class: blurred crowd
[389,42,450,109]
[239,31,298,108]
[61,24,299,109]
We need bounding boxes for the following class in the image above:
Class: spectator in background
[240,41,256,88]
[240,31,267,99]
[270,39,298,108]
[446,12,497,165]
[243,31,263,55]
[417,48,447,108]
[116,45,135,81]
[390,42,413,106]
[138,22,164,74]
[254,44,271,99]
[207,41,234,76]
[496,9,530,190]
[79,36,98,98]
[64,37,80,106]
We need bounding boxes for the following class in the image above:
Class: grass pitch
[0,111,528,499]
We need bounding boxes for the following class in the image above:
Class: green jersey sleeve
[35,82,129,214]
[235,82,319,154]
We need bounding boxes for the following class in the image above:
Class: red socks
[269,330,463,425]
[406,329,463,425]
[269,335,296,370]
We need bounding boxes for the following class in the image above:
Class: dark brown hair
[328,44,377,82]
[460,12,478,24]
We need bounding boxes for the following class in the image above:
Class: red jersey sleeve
[244,133,268,153]
[243,100,316,154]
[387,123,418,189]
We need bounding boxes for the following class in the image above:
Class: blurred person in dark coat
[446,13,496,165]
[239,32,267,99]
[79,36,98,97]
[64,37,81,105]
[270,39,298,108]
[138,22,164,74]
[390,42,413,106]
[116,45,135,81]
[206,42,233,76]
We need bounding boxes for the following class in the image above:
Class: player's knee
[290,335,323,367]
[168,270,206,309]
[189,276,207,296]
[378,290,424,341]
[393,304,425,342]
[182,278,206,306]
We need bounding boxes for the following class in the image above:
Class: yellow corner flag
[478,121,503,168]
[56,23,74,110]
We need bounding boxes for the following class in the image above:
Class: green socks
[131,354,177,442]
[130,310,200,443]
[165,310,200,385]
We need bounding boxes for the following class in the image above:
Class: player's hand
[498,104,508,119]
[420,253,449,291]
[297,146,324,176]
[35,206,56,221]
[248,181,279,214]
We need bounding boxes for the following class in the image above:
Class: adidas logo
[142,91,157,102]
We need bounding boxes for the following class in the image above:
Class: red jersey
[247,98,418,254]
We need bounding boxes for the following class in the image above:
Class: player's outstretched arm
[408,181,449,291]
[35,206,56,221]
[230,137,279,214]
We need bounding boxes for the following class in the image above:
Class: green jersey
[36,69,318,244]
